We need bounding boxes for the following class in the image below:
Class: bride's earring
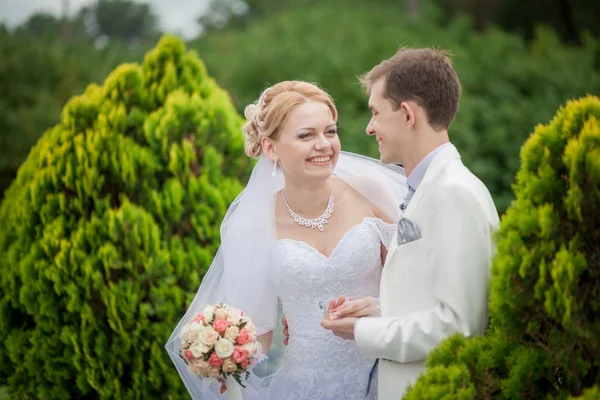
[271,157,278,179]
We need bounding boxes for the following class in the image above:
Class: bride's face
[273,101,340,182]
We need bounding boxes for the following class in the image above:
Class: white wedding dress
[165,154,408,400]
[266,217,396,400]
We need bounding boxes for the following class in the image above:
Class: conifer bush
[404,95,600,399]
[0,35,251,399]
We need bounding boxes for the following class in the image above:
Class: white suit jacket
[355,144,500,399]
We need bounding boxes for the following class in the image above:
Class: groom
[320,48,500,398]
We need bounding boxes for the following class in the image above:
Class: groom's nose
[366,120,376,136]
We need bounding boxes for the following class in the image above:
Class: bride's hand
[330,297,379,319]
[327,296,350,314]
[282,317,289,346]
[325,296,356,318]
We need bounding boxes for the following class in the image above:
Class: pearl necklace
[282,185,335,232]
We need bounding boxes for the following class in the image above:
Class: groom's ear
[400,101,416,130]
[261,136,277,161]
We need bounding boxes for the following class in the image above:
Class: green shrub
[0,35,251,399]
[404,95,600,399]
[571,386,600,400]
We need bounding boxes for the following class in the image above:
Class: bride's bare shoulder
[332,176,385,199]
[331,177,390,221]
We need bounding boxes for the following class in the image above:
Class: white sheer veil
[165,151,408,399]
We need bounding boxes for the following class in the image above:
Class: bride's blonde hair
[242,81,338,159]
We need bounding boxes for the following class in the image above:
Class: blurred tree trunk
[61,0,71,44]
[557,0,577,43]
[406,0,420,18]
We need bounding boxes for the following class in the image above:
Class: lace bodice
[267,217,395,400]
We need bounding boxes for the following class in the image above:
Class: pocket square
[397,217,421,245]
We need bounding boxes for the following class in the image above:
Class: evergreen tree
[0,36,251,399]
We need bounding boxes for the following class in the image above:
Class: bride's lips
[306,155,332,165]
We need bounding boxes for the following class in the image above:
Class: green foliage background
[0,36,251,399]
[190,0,600,213]
[4,1,599,214]
[1,0,599,398]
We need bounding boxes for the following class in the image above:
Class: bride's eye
[297,133,312,139]
[326,129,338,135]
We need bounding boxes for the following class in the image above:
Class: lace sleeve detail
[366,217,396,249]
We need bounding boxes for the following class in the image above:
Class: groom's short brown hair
[360,47,462,131]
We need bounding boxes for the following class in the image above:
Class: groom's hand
[320,317,358,340]
[330,297,380,319]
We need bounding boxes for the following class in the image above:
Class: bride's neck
[282,178,332,217]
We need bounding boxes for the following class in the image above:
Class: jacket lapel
[383,145,461,271]
[403,144,461,219]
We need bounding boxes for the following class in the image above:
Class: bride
[166,81,408,399]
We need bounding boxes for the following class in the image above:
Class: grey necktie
[399,185,416,211]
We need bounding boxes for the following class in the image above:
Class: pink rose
[213,318,230,335]
[208,351,223,368]
[240,359,250,369]
[183,350,195,361]
[231,346,249,363]
[239,316,257,340]
[236,328,252,345]
[191,313,205,325]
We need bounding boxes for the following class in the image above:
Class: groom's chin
[378,153,394,165]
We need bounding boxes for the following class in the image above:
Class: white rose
[189,358,212,377]
[224,326,240,342]
[222,358,237,373]
[203,306,215,322]
[181,324,190,335]
[208,366,220,377]
[242,342,257,357]
[190,341,210,358]
[181,330,199,346]
[197,326,220,347]
[214,307,228,320]
[239,316,254,330]
[227,308,242,325]
[188,322,204,334]
[214,338,234,359]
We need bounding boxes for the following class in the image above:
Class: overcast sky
[1,0,211,38]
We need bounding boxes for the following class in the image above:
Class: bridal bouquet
[180,304,259,395]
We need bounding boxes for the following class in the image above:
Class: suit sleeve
[354,185,495,363]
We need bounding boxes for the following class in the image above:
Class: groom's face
[366,79,407,165]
